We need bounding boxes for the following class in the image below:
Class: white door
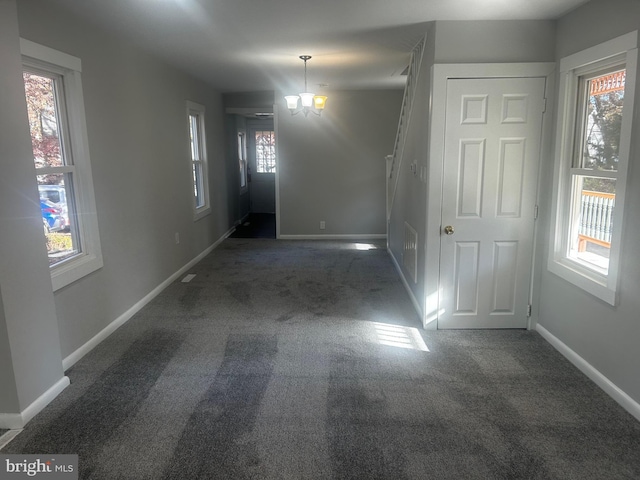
[438,77,545,329]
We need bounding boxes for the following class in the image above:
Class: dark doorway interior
[230,213,275,239]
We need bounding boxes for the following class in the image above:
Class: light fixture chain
[304,57,308,92]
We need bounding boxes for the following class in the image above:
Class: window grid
[21,38,103,291]
[549,31,637,305]
[186,101,210,219]
[568,67,625,274]
[23,68,81,267]
[255,130,276,173]
[189,113,205,208]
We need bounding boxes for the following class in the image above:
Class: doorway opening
[230,212,275,239]
[231,116,276,239]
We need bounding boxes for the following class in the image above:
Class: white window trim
[238,131,248,193]
[186,101,211,220]
[21,39,103,292]
[548,31,638,305]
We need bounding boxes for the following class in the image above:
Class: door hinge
[542,98,547,113]
[534,204,539,220]
[527,304,532,317]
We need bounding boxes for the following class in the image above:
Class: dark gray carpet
[3,239,639,479]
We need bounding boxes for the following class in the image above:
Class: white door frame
[424,63,556,330]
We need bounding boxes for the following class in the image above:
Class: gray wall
[223,91,274,110]
[0,0,65,417]
[434,20,557,64]
[0,293,20,414]
[16,0,231,360]
[536,0,640,405]
[277,90,402,236]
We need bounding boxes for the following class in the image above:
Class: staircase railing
[578,190,615,251]
[387,35,426,221]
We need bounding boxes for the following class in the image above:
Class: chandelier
[284,55,327,116]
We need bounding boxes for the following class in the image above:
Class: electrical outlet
[175,232,180,244]
[320,221,326,230]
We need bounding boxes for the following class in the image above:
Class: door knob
[443,225,455,235]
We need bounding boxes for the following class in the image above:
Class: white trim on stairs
[388,247,423,321]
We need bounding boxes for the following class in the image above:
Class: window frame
[186,101,211,220]
[548,31,638,305]
[238,131,248,192]
[21,39,103,292]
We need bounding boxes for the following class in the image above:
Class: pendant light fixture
[284,55,327,116]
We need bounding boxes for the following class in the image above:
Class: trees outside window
[569,68,625,270]
[23,70,79,266]
[255,130,276,173]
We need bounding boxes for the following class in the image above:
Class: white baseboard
[278,234,387,240]
[62,227,234,371]
[536,324,640,422]
[387,247,423,321]
[0,376,70,429]
[0,429,22,451]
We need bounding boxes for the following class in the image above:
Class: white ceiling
[48,0,590,93]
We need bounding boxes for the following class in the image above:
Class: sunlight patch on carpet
[372,322,429,351]
[353,243,377,250]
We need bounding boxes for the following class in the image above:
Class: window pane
[193,162,204,208]
[25,70,82,268]
[189,114,200,161]
[188,109,207,211]
[569,175,616,273]
[37,174,81,266]
[238,133,247,188]
[23,72,65,168]
[579,69,625,171]
[255,130,276,173]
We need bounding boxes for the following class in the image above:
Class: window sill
[51,252,103,292]
[547,257,616,306]
[193,206,211,222]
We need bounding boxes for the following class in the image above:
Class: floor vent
[403,222,418,283]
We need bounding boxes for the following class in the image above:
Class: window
[21,39,103,291]
[255,130,276,173]
[238,132,247,190]
[549,32,637,305]
[186,101,210,219]
[569,67,624,272]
